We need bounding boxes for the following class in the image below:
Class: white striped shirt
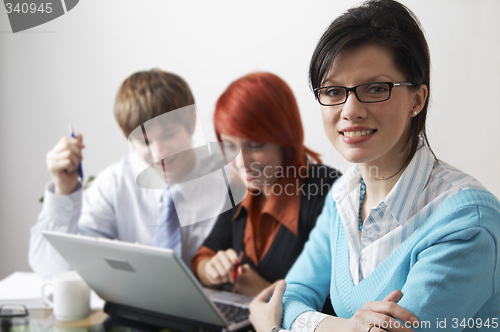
[333,143,486,285]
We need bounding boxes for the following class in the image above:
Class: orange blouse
[191,175,302,273]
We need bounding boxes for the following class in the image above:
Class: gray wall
[1,0,499,279]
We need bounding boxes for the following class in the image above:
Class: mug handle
[41,282,54,308]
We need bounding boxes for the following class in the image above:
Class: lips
[157,155,178,171]
[246,170,259,181]
[339,127,377,143]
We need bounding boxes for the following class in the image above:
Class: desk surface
[0,309,173,332]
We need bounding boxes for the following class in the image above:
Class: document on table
[0,271,104,309]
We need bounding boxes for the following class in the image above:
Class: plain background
[0,0,499,280]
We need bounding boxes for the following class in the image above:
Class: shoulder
[421,189,500,247]
[86,155,137,190]
[101,154,132,175]
[426,161,499,229]
[437,188,500,225]
[429,160,487,192]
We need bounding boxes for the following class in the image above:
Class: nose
[241,148,254,169]
[341,91,367,121]
[150,141,173,162]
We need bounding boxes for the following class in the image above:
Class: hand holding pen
[46,124,85,195]
[69,124,84,180]
[203,248,244,285]
[232,251,244,282]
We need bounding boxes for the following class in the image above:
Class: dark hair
[310,0,434,169]
[114,68,195,138]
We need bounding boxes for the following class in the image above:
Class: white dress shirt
[29,151,225,280]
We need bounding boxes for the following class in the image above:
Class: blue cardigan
[283,188,500,331]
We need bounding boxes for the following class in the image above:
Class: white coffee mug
[41,271,91,321]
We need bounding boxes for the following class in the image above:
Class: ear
[410,84,428,117]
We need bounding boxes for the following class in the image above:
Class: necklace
[359,178,366,231]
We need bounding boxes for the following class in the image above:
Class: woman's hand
[203,249,239,285]
[233,264,271,296]
[318,290,419,332]
[249,280,286,332]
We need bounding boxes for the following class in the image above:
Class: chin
[340,150,375,165]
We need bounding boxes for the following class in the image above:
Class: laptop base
[104,301,226,332]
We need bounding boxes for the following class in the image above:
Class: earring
[411,111,418,116]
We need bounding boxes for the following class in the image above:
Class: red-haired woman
[191,72,341,297]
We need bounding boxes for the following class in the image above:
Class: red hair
[214,72,321,170]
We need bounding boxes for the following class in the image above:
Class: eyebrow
[322,74,395,86]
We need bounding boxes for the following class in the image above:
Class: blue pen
[69,124,84,180]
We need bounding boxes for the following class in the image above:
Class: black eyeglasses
[314,82,417,106]
[0,304,29,318]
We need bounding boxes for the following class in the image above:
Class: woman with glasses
[191,72,341,300]
[249,1,500,332]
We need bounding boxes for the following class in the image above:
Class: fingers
[53,134,84,155]
[254,282,279,302]
[383,290,403,303]
[47,136,84,173]
[74,132,84,145]
[225,248,239,263]
[269,280,286,305]
[365,311,415,332]
[254,279,285,303]
[52,150,80,171]
[364,300,419,331]
[205,250,238,284]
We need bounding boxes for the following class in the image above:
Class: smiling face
[220,134,283,196]
[320,44,427,175]
[131,121,195,184]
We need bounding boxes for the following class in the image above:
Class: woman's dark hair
[310,0,434,170]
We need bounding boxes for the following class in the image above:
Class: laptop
[42,231,253,332]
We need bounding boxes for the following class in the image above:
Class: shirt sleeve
[28,171,120,280]
[28,182,83,279]
[397,204,500,329]
[191,245,216,276]
[191,207,234,275]
[282,193,334,329]
[290,311,330,332]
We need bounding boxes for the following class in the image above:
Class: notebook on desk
[42,231,252,332]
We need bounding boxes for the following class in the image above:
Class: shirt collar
[332,163,361,203]
[383,143,435,225]
[233,176,302,236]
[332,142,436,226]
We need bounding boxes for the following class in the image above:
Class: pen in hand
[69,124,84,180]
[232,251,244,282]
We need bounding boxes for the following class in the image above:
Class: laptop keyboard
[214,302,249,324]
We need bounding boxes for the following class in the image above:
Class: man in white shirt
[29,69,226,280]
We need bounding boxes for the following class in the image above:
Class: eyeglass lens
[319,82,391,105]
